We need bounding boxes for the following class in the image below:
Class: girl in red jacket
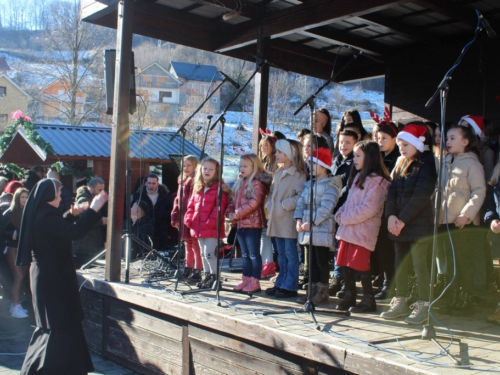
[185,157,230,289]
[227,154,271,293]
[171,155,201,282]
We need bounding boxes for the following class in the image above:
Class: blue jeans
[237,228,263,279]
[273,237,299,291]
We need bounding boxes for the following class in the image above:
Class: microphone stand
[181,60,268,299]
[369,17,486,367]
[201,115,213,159]
[263,53,361,324]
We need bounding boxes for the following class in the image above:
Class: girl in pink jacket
[227,154,271,293]
[171,155,201,282]
[335,141,391,312]
[185,157,230,289]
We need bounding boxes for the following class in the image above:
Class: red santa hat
[308,147,332,169]
[459,115,484,137]
[397,124,427,152]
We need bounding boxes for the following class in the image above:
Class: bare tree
[31,0,114,125]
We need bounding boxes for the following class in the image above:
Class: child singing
[294,147,341,305]
[227,154,271,292]
[438,124,486,316]
[265,139,307,298]
[185,157,230,289]
[381,124,437,324]
[171,155,201,282]
[334,141,391,312]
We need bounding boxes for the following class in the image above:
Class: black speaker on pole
[104,49,137,115]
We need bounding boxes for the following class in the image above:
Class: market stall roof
[81,0,500,81]
[0,123,201,164]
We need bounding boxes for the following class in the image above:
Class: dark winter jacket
[171,176,195,240]
[383,147,401,174]
[0,209,20,248]
[484,182,500,226]
[185,181,230,239]
[331,152,354,213]
[72,186,106,256]
[22,170,41,192]
[133,184,173,249]
[226,173,271,229]
[385,151,437,242]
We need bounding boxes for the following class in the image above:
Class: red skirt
[336,240,371,272]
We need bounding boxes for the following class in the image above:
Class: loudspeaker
[104,49,137,115]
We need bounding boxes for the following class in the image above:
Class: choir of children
[172,113,499,324]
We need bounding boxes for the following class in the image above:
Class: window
[0,86,5,96]
[212,97,218,103]
[159,91,172,102]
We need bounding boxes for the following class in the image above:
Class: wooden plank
[107,320,183,362]
[191,338,277,375]
[189,325,307,373]
[193,362,225,375]
[109,298,183,341]
[182,326,191,375]
[104,350,176,375]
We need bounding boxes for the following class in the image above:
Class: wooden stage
[77,261,500,375]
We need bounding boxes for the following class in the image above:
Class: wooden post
[252,36,270,154]
[105,0,134,282]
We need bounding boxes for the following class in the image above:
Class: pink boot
[234,276,250,291]
[243,277,261,293]
[261,262,276,279]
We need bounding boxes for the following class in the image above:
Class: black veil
[16,178,59,266]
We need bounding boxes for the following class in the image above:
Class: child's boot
[297,283,317,303]
[242,277,261,293]
[380,296,410,319]
[197,271,210,288]
[405,300,429,324]
[312,282,330,305]
[261,262,276,279]
[181,267,192,278]
[335,267,356,311]
[188,269,201,282]
[350,272,376,313]
[234,276,250,291]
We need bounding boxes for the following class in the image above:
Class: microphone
[194,125,202,132]
[250,54,288,71]
[207,115,213,120]
[478,11,497,39]
[219,71,240,89]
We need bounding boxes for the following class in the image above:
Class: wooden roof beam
[189,0,269,19]
[214,0,413,52]
[414,0,477,27]
[360,13,440,45]
[298,26,389,57]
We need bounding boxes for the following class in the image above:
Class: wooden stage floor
[77,260,500,375]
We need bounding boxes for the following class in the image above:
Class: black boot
[182,267,192,278]
[441,287,460,315]
[450,291,474,316]
[329,276,343,297]
[201,274,217,289]
[197,271,211,288]
[336,267,356,311]
[187,269,201,282]
[336,291,357,311]
[350,272,377,313]
[433,273,447,297]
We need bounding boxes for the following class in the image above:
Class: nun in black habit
[16,178,108,375]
